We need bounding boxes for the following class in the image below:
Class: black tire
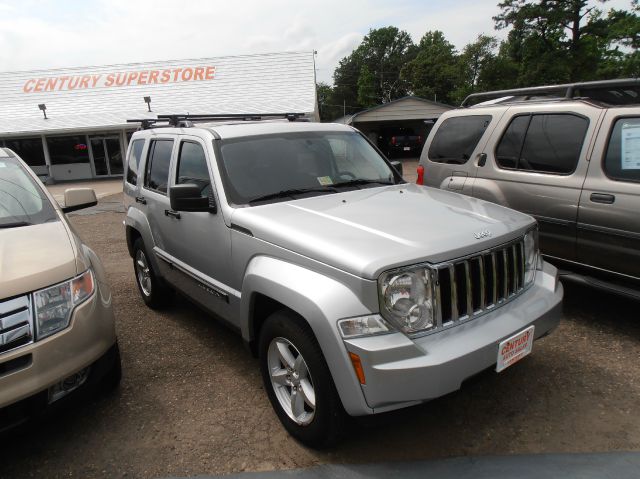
[100,343,122,393]
[259,310,346,448]
[132,237,173,309]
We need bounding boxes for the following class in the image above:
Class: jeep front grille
[434,239,526,326]
[0,295,34,354]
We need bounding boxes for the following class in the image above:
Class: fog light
[48,367,90,403]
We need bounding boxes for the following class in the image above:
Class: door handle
[477,153,487,167]
[590,193,615,204]
[164,209,181,219]
[135,196,147,205]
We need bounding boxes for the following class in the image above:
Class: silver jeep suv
[123,114,562,446]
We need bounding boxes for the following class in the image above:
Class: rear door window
[603,117,640,183]
[125,139,145,185]
[496,114,588,174]
[428,115,492,164]
[144,139,174,194]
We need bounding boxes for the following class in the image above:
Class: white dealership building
[0,51,318,182]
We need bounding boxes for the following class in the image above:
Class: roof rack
[127,113,307,130]
[461,78,640,107]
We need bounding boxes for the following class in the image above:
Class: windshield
[218,130,400,205]
[0,155,57,227]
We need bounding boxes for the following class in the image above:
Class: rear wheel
[132,238,173,309]
[259,310,345,447]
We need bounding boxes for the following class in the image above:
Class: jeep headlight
[379,268,435,335]
[523,228,539,286]
[34,269,94,340]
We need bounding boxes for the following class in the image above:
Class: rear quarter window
[496,113,588,175]
[125,139,145,185]
[603,117,640,183]
[428,115,492,164]
[144,139,174,194]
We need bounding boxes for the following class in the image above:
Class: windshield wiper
[248,186,338,204]
[0,221,33,229]
[333,179,396,188]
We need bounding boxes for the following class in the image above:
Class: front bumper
[0,280,117,410]
[343,261,563,413]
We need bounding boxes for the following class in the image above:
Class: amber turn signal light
[349,352,366,385]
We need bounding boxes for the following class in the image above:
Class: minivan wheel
[132,238,173,309]
[259,310,345,448]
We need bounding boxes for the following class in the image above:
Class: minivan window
[495,115,529,169]
[125,139,145,185]
[604,117,640,183]
[0,156,57,227]
[176,141,212,199]
[144,139,174,194]
[496,114,588,174]
[428,115,492,164]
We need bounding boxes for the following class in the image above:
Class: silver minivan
[420,79,640,298]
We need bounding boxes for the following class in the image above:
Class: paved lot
[1,193,639,479]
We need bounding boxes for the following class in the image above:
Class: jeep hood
[0,220,77,300]
[231,184,535,279]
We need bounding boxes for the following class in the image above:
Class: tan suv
[0,148,120,429]
[419,79,640,299]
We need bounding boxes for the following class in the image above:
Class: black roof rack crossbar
[126,118,168,130]
[461,78,640,107]
[127,113,308,130]
[157,113,306,124]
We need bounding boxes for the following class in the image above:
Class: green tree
[316,82,338,122]
[493,0,639,85]
[453,34,499,103]
[357,65,378,107]
[332,26,416,110]
[596,1,640,76]
[400,31,459,103]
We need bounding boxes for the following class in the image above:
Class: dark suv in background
[379,126,423,158]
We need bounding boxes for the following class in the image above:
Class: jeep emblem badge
[474,230,492,240]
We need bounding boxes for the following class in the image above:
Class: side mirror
[390,160,403,177]
[169,184,215,213]
[61,188,97,213]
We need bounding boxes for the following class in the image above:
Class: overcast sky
[0,0,633,84]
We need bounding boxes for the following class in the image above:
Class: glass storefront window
[2,138,46,166]
[46,135,90,164]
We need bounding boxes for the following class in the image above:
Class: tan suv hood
[0,220,77,300]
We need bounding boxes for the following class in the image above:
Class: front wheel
[259,310,345,448]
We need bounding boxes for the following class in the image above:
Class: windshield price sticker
[496,325,535,372]
[621,123,640,170]
[317,176,334,186]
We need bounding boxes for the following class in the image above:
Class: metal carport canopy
[349,96,453,124]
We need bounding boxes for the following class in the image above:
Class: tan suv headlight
[34,269,94,340]
[379,267,435,335]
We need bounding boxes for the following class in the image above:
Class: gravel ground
[1,193,639,478]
